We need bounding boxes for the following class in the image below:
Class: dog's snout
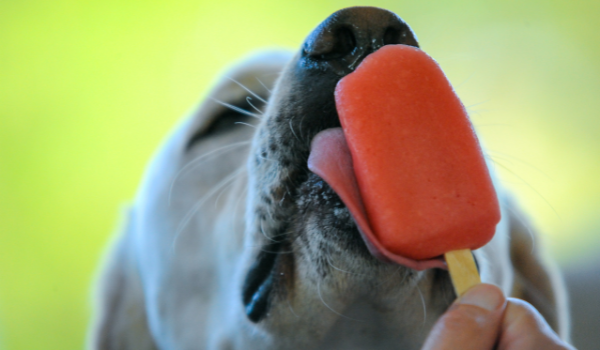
[267,7,422,150]
[303,7,419,74]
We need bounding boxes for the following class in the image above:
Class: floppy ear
[507,201,570,341]
[89,208,158,350]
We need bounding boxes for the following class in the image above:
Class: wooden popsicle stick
[445,249,480,297]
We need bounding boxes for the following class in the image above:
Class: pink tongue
[308,128,446,271]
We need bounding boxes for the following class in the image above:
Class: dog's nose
[303,7,419,75]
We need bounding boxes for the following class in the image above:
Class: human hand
[421,283,575,350]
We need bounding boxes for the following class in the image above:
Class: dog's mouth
[308,127,448,271]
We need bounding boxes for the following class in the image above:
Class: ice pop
[308,44,500,295]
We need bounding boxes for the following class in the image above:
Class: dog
[90,7,569,349]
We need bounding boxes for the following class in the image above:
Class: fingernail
[457,284,505,311]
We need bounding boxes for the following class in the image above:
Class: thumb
[421,283,507,350]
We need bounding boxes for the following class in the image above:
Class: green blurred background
[1,0,599,348]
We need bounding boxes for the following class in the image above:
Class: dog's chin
[294,173,375,263]
[243,170,420,324]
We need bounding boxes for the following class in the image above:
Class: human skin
[421,284,575,350]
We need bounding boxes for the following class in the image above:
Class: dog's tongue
[308,45,500,271]
[308,128,446,270]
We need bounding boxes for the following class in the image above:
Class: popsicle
[308,44,501,296]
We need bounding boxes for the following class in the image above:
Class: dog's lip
[308,128,447,271]
[242,240,282,323]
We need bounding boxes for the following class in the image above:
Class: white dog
[90,7,568,350]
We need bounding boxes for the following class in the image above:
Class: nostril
[304,26,357,61]
[329,27,356,59]
[383,27,404,46]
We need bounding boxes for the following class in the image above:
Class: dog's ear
[89,208,158,350]
[507,201,570,341]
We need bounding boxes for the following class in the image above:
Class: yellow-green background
[1,0,599,348]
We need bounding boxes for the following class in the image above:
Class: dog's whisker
[233,184,248,216]
[171,167,245,253]
[214,170,246,208]
[174,169,241,239]
[286,298,300,319]
[297,113,308,141]
[486,150,552,180]
[255,76,273,94]
[491,160,561,221]
[278,189,292,207]
[453,69,478,90]
[259,219,283,243]
[243,243,295,254]
[288,116,301,141]
[255,249,294,254]
[225,76,268,104]
[317,280,366,323]
[473,123,511,128]
[210,97,262,119]
[168,141,251,206]
[246,96,264,114]
[324,254,373,278]
[324,255,361,277]
[467,107,491,116]
[416,285,428,326]
[235,121,257,129]
[465,100,490,109]
[197,166,246,207]
[259,71,284,78]
[483,153,500,175]
[264,200,275,221]
[391,271,412,298]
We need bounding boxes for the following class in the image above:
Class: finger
[497,298,575,350]
[421,283,506,350]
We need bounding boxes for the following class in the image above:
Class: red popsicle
[308,44,501,293]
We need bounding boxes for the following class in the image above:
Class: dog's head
[94,6,568,350]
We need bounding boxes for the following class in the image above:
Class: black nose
[302,7,419,75]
